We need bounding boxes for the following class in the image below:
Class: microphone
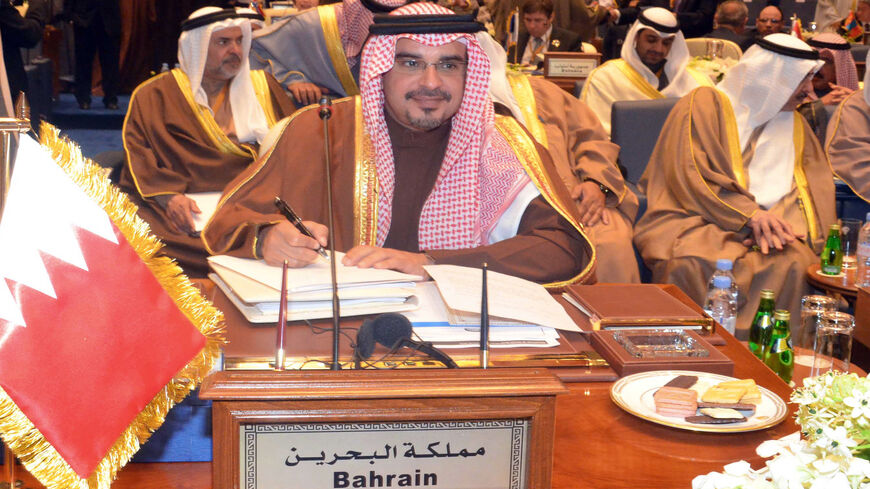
[318,96,332,120]
[355,313,458,369]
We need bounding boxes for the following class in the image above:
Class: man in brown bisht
[120,7,295,276]
[479,33,639,282]
[634,33,836,338]
[204,2,595,286]
[825,49,870,203]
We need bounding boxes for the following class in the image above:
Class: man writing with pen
[204,3,596,286]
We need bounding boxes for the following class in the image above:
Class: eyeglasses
[757,18,782,24]
[393,56,467,77]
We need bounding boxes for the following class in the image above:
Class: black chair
[610,97,681,283]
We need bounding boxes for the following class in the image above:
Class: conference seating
[610,97,680,283]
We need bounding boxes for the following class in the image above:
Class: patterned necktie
[531,37,545,59]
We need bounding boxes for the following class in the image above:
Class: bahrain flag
[0,128,223,489]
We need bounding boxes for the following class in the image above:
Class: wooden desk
[9,285,795,489]
[806,263,858,304]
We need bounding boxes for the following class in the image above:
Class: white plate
[610,370,789,433]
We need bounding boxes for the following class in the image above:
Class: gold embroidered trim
[4,124,225,489]
[353,96,379,246]
[170,69,255,159]
[319,5,360,96]
[506,72,549,148]
[122,72,174,200]
[688,90,753,220]
[823,91,870,204]
[495,115,595,287]
[792,112,820,245]
[203,102,329,255]
[611,59,665,100]
[250,70,278,127]
[718,92,747,188]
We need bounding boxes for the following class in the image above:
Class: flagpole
[0,93,31,218]
[0,93,29,489]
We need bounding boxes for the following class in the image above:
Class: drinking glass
[795,295,836,367]
[706,40,724,58]
[811,311,855,376]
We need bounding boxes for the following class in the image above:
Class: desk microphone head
[355,313,411,359]
[318,96,333,120]
[354,313,458,368]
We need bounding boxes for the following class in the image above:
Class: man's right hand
[743,210,803,254]
[820,83,853,106]
[166,194,201,235]
[260,221,329,267]
[287,82,323,107]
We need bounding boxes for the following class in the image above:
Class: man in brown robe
[825,50,870,203]
[204,3,595,286]
[479,33,639,282]
[119,7,294,276]
[634,34,836,337]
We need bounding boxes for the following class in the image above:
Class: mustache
[223,54,241,64]
[405,88,452,102]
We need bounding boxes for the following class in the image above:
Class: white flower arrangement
[692,372,870,489]
[687,56,737,83]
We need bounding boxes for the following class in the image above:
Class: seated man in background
[506,0,583,66]
[481,33,640,282]
[825,50,870,203]
[798,33,858,141]
[634,34,836,338]
[249,0,405,106]
[807,33,858,105]
[581,7,712,135]
[749,5,784,38]
[705,0,754,52]
[119,7,295,276]
[204,3,596,285]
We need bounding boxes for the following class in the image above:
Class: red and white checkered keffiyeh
[337,0,407,70]
[360,2,531,250]
[812,33,860,91]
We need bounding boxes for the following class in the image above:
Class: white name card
[240,419,529,488]
[546,57,598,78]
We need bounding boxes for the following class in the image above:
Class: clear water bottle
[706,258,739,302]
[704,275,737,335]
[856,213,870,288]
[160,62,170,73]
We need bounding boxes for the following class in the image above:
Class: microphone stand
[319,97,341,370]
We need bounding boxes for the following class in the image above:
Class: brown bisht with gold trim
[634,87,835,337]
[203,96,596,287]
[119,68,295,275]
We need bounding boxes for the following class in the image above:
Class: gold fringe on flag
[0,123,225,489]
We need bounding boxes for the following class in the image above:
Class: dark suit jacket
[0,0,48,96]
[704,27,754,52]
[616,0,715,39]
[506,26,583,64]
[62,0,121,37]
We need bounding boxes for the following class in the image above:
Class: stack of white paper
[208,254,423,323]
[403,267,579,349]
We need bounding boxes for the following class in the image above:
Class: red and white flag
[0,128,223,489]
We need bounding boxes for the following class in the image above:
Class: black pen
[273,197,330,260]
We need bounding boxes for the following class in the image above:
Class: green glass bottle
[763,310,794,384]
[748,289,776,360]
[820,224,843,275]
